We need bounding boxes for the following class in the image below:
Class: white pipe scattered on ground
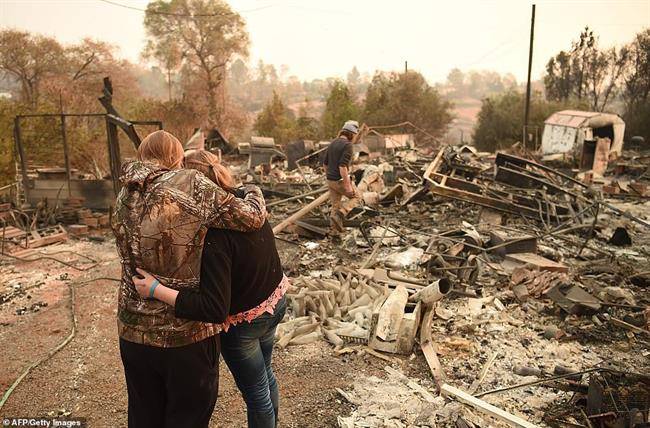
[408,278,452,305]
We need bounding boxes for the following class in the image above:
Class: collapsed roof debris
[1,92,648,426]
[266,132,650,427]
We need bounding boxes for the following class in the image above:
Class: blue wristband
[149,279,160,298]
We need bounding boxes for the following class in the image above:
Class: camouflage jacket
[112,161,266,348]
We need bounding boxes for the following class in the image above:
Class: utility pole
[405,60,408,74]
[523,4,536,149]
[59,92,72,197]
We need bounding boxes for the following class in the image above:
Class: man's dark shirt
[324,137,353,181]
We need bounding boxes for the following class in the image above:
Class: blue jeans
[221,296,287,428]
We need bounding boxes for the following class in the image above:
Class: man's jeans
[221,296,287,428]
[327,179,360,235]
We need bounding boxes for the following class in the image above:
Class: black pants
[119,336,220,428]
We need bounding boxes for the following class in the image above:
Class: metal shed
[541,110,625,157]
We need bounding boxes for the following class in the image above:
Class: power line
[462,25,528,68]
[97,0,275,17]
[285,3,353,17]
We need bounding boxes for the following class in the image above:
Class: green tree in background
[143,0,249,125]
[0,30,65,108]
[253,91,296,144]
[543,27,628,112]
[622,29,650,140]
[0,98,27,186]
[321,81,359,139]
[362,71,453,140]
[142,36,181,102]
[624,101,650,142]
[294,116,320,141]
[347,67,361,88]
[293,98,320,141]
[473,90,588,152]
[442,69,517,99]
[472,91,523,152]
[0,30,140,185]
[544,50,574,101]
[541,25,650,140]
[446,68,466,97]
[229,59,250,87]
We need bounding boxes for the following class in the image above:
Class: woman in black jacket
[133,150,288,428]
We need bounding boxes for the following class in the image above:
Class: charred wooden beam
[13,116,30,204]
[98,77,141,148]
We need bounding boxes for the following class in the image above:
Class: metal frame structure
[423,148,589,225]
[14,77,162,207]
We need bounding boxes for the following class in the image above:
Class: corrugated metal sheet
[541,125,578,154]
[544,110,623,128]
[541,110,625,156]
[545,110,598,127]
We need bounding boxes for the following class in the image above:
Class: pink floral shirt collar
[221,275,290,332]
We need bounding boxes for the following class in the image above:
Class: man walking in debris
[323,120,361,237]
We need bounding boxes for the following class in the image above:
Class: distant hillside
[444,97,482,145]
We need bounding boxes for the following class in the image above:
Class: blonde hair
[137,130,184,170]
[184,150,236,193]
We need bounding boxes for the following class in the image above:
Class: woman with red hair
[112,131,267,428]
[134,150,289,428]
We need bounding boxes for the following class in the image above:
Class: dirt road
[0,240,382,427]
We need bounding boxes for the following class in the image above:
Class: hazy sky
[0,0,648,84]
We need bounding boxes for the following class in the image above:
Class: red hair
[184,150,235,192]
[137,130,184,170]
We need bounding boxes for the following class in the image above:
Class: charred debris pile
[0,113,648,426]
[262,141,650,428]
